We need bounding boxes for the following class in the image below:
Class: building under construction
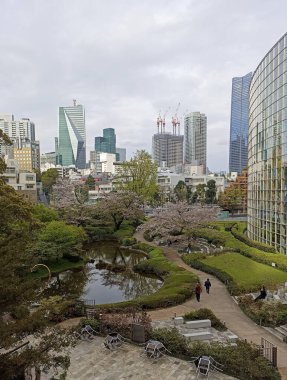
[152,110,183,168]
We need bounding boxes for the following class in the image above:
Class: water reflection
[47,241,162,305]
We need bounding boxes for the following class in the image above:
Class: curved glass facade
[229,72,252,174]
[248,33,287,253]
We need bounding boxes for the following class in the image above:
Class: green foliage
[31,221,87,262]
[174,180,189,201]
[238,295,287,326]
[231,225,277,253]
[32,204,59,223]
[0,129,12,175]
[143,229,155,242]
[191,227,226,246]
[113,222,135,238]
[85,175,96,190]
[80,318,101,332]
[11,305,30,320]
[184,308,226,331]
[121,237,137,246]
[42,168,59,195]
[218,186,244,215]
[150,328,280,380]
[115,150,158,202]
[205,179,217,204]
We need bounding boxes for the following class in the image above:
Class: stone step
[263,327,285,342]
[275,326,287,337]
[183,331,213,341]
[280,324,287,333]
[185,319,211,329]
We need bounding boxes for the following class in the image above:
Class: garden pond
[47,241,163,304]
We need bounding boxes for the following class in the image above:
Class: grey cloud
[1,0,287,170]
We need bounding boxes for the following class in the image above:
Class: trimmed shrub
[121,237,137,246]
[12,305,30,320]
[231,226,277,253]
[183,308,226,331]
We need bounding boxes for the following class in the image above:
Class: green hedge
[195,223,287,273]
[231,226,277,253]
[91,244,198,311]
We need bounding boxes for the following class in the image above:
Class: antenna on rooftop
[73,99,77,106]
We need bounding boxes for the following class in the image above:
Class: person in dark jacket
[204,278,211,294]
[195,281,202,302]
[254,285,267,301]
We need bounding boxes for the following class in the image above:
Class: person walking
[195,281,202,302]
[204,278,211,294]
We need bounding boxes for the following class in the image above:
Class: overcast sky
[1,0,287,171]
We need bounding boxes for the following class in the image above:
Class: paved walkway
[43,336,236,380]
[134,231,287,379]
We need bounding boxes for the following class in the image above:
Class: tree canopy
[115,150,158,202]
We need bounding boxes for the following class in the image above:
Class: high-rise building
[95,128,116,154]
[152,133,183,168]
[0,115,36,157]
[116,148,126,162]
[248,33,287,253]
[0,115,35,141]
[229,72,252,174]
[58,101,86,169]
[184,112,207,173]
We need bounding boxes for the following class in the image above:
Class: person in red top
[195,281,202,302]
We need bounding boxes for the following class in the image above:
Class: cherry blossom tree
[95,191,145,231]
[143,201,219,243]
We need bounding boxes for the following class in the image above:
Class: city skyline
[1,1,287,171]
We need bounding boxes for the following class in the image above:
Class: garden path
[134,230,287,378]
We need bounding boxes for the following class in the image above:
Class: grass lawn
[201,252,287,291]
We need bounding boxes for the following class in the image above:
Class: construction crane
[157,111,162,134]
[172,102,181,135]
[162,107,170,134]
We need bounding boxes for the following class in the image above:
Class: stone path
[43,336,236,380]
[134,230,287,379]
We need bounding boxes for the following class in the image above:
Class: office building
[90,151,116,173]
[248,33,287,253]
[14,140,40,172]
[229,72,252,174]
[116,147,126,162]
[184,112,207,173]
[152,133,183,168]
[58,101,86,169]
[95,128,116,154]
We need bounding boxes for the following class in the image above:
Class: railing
[260,337,277,367]
[84,299,97,306]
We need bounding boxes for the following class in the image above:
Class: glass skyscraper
[229,72,252,174]
[248,33,287,253]
[58,103,86,169]
[95,128,116,154]
[184,112,207,173]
